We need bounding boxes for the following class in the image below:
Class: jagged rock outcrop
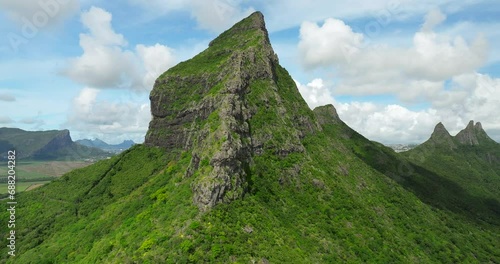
[455,121,480,145]
[32,130,73,158]
[421,120,498,149]
[455,120,496,146]
[145,12,319,210]
[313,104,341,126]
[427,122,456,149]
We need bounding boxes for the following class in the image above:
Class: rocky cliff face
[32,129,74,158]
[427,122,456,149]
[455,121,480,145]
[145,12,320,210]
[313,104,341,126]
[455,120,496,146]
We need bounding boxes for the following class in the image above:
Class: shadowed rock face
[31,129,73,158]
[144,12,320,210]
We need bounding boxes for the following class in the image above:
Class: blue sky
[0,0,499,144]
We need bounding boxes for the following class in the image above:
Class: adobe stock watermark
[341,0,408,64]
[213,0,238,21]
[6,0,71,53]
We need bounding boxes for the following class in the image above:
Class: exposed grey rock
[428,122,456,149]
[144,12,319,210]
[455,120,480,145]
[313,104,341,126]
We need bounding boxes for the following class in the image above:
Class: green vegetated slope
[403,121,500,219]
[331,117,500,226]
[2,12,499,263]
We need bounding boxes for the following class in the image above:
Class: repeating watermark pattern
[6,0,71,53]
[6,150,17,257]
[342,0,407,64]
[213,0,238,20]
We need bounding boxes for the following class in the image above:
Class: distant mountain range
[75,138,135,153]
[386,143,418,152]
[0,127,110,160]
[403,120,500,211]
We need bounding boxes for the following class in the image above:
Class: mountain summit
[5,12,499,263]
[145,11,317,210]
[455,120,496,145]
[422,120,497,149]
[427,122,456,149]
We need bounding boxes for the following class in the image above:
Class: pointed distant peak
[209,11,270,48]
[455,120,497,146]
[474,121,483,131]
[432,122,450,136]
[313,104,341,125]
[423,122,456,149]
[465,120,475,130]
[435,122,445,129]
[240,11,266,30]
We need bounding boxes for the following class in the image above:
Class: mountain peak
[145,11,316,210]
[455,120,496,146]
[424,122,456,149]
[431,122,452,139]
[474,121,483,131]
[208,11,270,49]
[433,122,447,133]
[456,120,480,145]
[313,104,341,126]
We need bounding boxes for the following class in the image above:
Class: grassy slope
[0,161,94,198]
[404,142,500,203]
[2,66,499,263]
[331,119,500,226]
[0,128,61,159]
[3,134,499,263]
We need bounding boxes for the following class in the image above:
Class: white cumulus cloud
[64,6,177,92]
[129,0,255,32]
[298,8,489,100]
[67,88,151,144]
[296,74,500,143]
[294,78,336,109]
[421,8,446,32]
[298,18,363,68]
[0,0,79,26]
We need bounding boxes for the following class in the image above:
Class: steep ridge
[426,122,456,149]
[2,12,499,263]
[455,120,498,146]
[76,139,135,152]
[145,12,318,210]
[404,120,500,218]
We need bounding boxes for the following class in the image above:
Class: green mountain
[0,127,109,160]
[76,138,136,153]
[403,121,500,217]
[2,12,499,263]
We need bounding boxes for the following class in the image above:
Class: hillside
[0,128,109,160]
[403,121,500,213]
[1,12,499,263]
[76,138,135,153]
